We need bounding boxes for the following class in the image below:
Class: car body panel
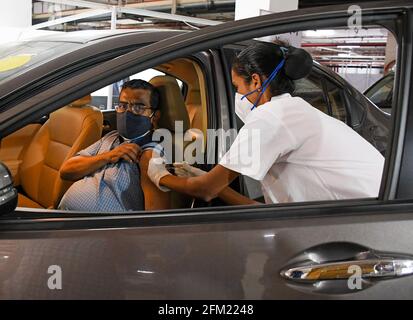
[2,202,413,299]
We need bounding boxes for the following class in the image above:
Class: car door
[0,2,413,299]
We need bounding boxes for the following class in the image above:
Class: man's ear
[152,110,161,127]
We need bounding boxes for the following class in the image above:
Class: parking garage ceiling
[31,0,393,74]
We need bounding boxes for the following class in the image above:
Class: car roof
[20,29,187,44]
[0,28,188,102]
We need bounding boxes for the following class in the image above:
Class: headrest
[68,95,92,108]
[49,105,102,147]
[149,76,190,132]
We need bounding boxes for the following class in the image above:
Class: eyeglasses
[115,102,153,115]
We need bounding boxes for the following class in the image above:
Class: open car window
[91,69,184,110]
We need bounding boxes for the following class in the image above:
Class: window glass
[365,72,394,110]
[294,74,328,114]
[369,81,392,104]
[0,41,81,85]
[325,79,347,123]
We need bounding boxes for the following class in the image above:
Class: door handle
[279,242,413,294]
[281,258,413,282]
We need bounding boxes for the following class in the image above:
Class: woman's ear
[250,73,263,90]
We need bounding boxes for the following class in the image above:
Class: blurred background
[0,0,396,92]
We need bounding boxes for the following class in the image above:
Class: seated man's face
[119,87,154,116]
[116,87,160,141]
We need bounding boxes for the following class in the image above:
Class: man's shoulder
[87,130,120,153]
[102,130,120,140]
[142,141,165,157]
[101,130,122,146]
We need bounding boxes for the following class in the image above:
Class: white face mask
[234,92,254,123]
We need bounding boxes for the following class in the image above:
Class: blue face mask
[117,111,155,145]
[241,58,286,111]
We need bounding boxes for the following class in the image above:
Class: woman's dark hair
[121,79,160,110]
[232,41,312,96]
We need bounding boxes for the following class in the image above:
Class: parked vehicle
[0,1,411,299]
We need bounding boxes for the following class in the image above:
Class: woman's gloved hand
[173,162,207,177]
[148,157,171,192]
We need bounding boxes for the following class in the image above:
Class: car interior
[0,56,211,211]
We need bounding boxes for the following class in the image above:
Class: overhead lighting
[303,30,335,37]
[337,45,360,49]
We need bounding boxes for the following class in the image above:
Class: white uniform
[219,93,385,204]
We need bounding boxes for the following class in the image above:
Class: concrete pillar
[267,0,299,14]
[0,0,32,28]
[235,0,298,20]
[384,31,397,74]
[235,0,301,47]
[0,0,32,43]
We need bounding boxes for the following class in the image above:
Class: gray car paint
[2,207,413,299]
[0,1,413,299]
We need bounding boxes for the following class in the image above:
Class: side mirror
[0,161,17,215]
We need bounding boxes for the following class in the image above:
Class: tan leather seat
[150,76,193,209]
[186,89,206,154]
[0,123,42,186]
[150,76,191,161]
[17,95,103,209]
[186,89,203,132]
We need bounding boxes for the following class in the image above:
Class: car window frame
[0,4,411,229]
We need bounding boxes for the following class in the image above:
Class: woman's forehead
[231,70,244,84]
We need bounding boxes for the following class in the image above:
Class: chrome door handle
[281,258,413,282]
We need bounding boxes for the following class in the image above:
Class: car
[364,71,395,114]
[0,1,411,299]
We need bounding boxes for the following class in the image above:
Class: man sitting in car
[58,79,170,212]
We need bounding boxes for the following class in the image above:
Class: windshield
[0,41,82,85]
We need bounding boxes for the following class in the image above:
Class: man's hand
[61,142,142,182]
[107,143,142,163]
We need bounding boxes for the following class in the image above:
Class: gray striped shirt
[58,131,161,212]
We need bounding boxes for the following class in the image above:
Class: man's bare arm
[139,150,170,210]
[60,154,111,181]
[60,143,141,181]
